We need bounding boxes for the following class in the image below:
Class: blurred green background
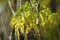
[0,0,60,40]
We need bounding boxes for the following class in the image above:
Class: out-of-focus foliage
[39,4,58,40]
[10,1,39,39]
[10,0,59,40]
[39,4,58,26]
[40,0,51,6]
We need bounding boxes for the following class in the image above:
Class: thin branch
[8,0,16,16]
